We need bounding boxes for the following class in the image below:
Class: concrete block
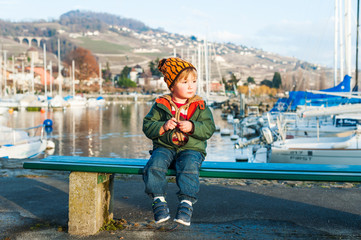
[68,172,114,235]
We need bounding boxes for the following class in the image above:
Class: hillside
[0,10,334,92]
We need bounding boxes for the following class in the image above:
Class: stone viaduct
[14,36,50,47]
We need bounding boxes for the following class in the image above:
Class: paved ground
[1,170,361,239]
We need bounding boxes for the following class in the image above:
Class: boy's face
[171,74,197,103]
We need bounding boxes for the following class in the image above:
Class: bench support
[68,172,114,235]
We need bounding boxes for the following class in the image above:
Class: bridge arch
[14,36,49,47]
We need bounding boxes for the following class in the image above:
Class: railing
[0,124,45,145]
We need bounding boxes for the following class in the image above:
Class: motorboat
[269,125,361,165]
[0,124,55,159]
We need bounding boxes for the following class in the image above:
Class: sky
[0,0,359,67]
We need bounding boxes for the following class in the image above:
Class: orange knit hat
[158,57,196,89]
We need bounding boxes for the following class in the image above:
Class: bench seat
[24,155,361,182]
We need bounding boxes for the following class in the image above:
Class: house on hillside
[138,73,167,91]
[27,47,40,64]
[148,76,167,91]
[210,81,224,92]
[130,65,143,82]
[25,67,54,85]
[134,65,143,73]
[130,68,138,82]
[137,72,148,87]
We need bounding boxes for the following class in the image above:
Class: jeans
[143,147,204,204]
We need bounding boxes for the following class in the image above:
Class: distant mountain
[0,10,154,37]
[0,19,57,37]
[59,10,153,33]
[0,10,159,57]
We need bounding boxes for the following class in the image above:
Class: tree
[47,37,76,59]
[272,72,282,89]
[260,79,273,88]
[226,73,239,90]
[117,66,136,88]
[64,47,99,80]
[149,58,161,77]
[247,76,255,84]
[222,73,240,91]
[102,62,112,82]
[120,66,131,79]
[118,77,137,88]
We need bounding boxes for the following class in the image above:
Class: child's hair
[173,68,198,86]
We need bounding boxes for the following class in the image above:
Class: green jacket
[143,94,216,156]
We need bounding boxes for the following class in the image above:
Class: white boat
[19,94,47,109]
[0,107,8,115]
[265,105,361,164]
[235,146,253,162]
[67,95,87,108]
[87,96,106,108]
[234,130,272,163]
[220,128,231,136]
[286,124,355,138]
[270,108,358,139]
[0,125,55,159]
[49,95,67,109]
[269,126,361,165]
[0,96,20,108]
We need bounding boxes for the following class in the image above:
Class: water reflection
[2,103,237,162]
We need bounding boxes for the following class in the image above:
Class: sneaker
[174,201,193,226]
[152,198,170,224]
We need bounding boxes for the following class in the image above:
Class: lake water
[1,102,238,162]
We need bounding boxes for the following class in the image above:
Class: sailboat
[50,39,67,109]
[271,0,360,112]
[236,0,361,165]
[66,60,87,108]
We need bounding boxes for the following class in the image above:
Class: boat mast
[204,38,210,100]
[0,50,2,97]
[72,60,75,97]
[12,56,16,95]
[345,0,352,79]
[211,43,225,94]
[21,61,24,94]
[31,52,34,95]
[49,60,52,97]
[99,63,102,94]
[57,39,63,97]
[356,0,360,88]
[3,50,7,96]
[334,0,339,86]
[43,43,47,99]
[197,44,202,95]
[339,0,345,81]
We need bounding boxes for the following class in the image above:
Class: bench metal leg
[68,172,114,235]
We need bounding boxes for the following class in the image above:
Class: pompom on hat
[158,57,196,89]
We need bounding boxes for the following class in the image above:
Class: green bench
[23,155,361,235]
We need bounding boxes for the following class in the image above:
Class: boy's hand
[163,117,178,131]
[177,120,194,133]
